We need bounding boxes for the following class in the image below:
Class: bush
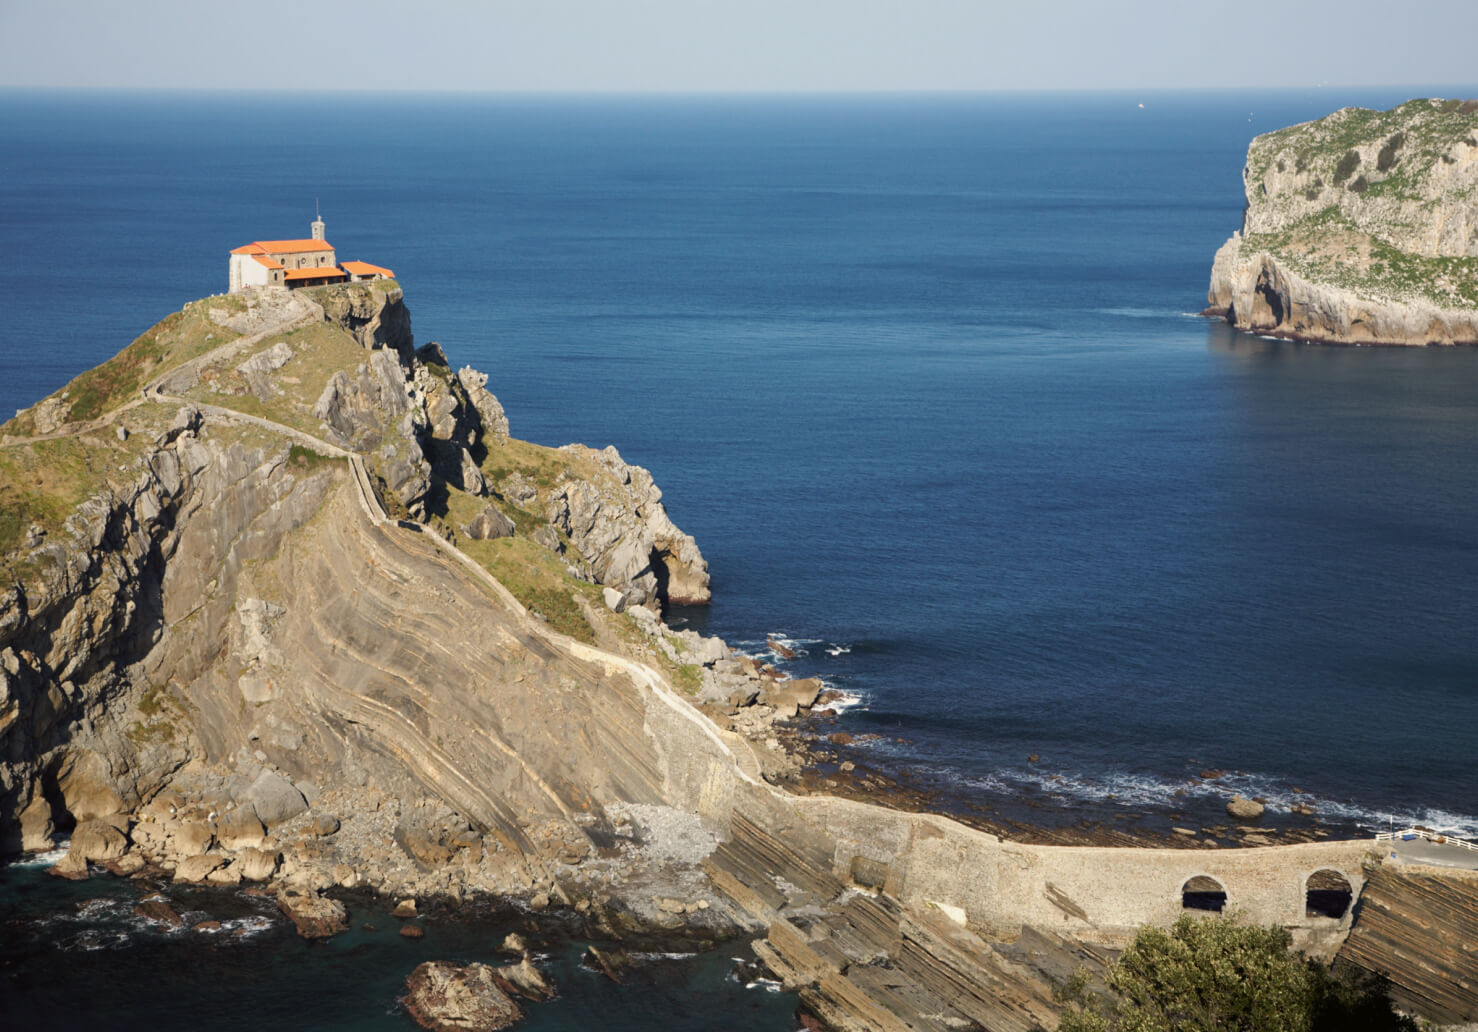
[1058,915,1415,1032]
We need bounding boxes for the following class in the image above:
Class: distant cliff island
[1207,98,1478,345]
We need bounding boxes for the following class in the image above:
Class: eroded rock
[402,961,523,1032]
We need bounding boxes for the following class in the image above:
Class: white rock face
[1208,99,1478,344]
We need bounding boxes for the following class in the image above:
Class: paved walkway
[1386,837,1478,871]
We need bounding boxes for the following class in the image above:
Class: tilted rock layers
[0,284,711,877]
[1208,98,1478,345]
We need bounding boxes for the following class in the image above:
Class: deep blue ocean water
[2,87,1477,1026]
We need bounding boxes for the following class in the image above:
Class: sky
[1,0,1475,93]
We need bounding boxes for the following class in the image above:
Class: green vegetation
[458,534,599,644]
[1057,915,1414,1032]
[1,302,242,436]
[673,663,702,695]
[287,443,339,470]
[0,434,144,572]
[181,320,370,438]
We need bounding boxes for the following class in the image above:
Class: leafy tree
[1057,915,1415,1032]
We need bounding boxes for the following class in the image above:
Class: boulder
[49,851,89,880]
[466,505,515,541]
[174,854,226,883]
[104,853,146,876]
[216,808,266,850]
[402,961,523,1032]
[393,898,419,918]
[1226,795,1265,820]
[171,819,215,856]
[245,770,308,828]
[206,864,242,886]
[134,897,185,927]
[70,819,128,861]
[496,955,555,1002]
[760,677,824,720]
[602,586,627,613]
[235,847,281,882]
[277,890,349,940]
[307,812,341,837]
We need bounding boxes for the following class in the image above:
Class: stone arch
[1181,875,1227,912]
[1305,868,1353,919]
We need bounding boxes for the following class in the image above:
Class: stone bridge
[792,797,1373,956]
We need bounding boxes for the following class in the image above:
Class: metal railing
[1374,827,1478,853]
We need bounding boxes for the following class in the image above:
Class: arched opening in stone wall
[1181,875,1227,912]
[1305,869,1353,919]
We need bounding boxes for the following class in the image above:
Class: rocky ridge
[1207,98,1478,344]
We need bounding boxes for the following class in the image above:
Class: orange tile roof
[232,239,335,255]
[283,267,348,281]
[250,254,284,270]
[341,260,395,278]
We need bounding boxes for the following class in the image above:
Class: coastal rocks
[276,889,349,939]
[1226,795,1265,820]
[235,847,281,882]
[173,854,225,883]
[545,444,710,609]
[1207,241,1478,345]
[134,897,185,927]
[759,678,823,721]
[402,961,524,1032]
[244,770,309,828]
[456,367,510,444]
[69,819,129,861]
[216,808,267,850]
[317,281,414,357]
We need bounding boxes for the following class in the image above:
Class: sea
[2,87,1476,1027]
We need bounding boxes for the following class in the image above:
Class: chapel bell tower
[311,203,326,242]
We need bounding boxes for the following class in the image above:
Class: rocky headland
[1207,98,1478,345]
[2,283,1474,1030]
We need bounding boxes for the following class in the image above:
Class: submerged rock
[277,890,349,940]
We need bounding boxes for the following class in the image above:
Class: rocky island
[3,282,1476,1030]
[1207,98,1478,345]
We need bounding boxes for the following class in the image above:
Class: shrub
[1058,914,1415,1032]
[1376,132,1404,172]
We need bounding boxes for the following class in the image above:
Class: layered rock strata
[1207,98,1478,345]
[0,283,1465,1030]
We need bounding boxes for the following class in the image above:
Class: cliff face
[0,284,714,886]
[3,284,1461,1030]
[1208,98,1478,344]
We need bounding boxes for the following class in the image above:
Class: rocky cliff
[1207,98,1478,345]
[1,283,1461,1031]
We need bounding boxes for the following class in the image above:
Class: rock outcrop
[402,962,524,1032]
[1208,99,1478,345]
[2,282,1466,1031]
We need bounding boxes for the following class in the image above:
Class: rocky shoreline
[3,282,1472,1030]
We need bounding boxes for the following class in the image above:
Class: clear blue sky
[2,0,1475,92]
